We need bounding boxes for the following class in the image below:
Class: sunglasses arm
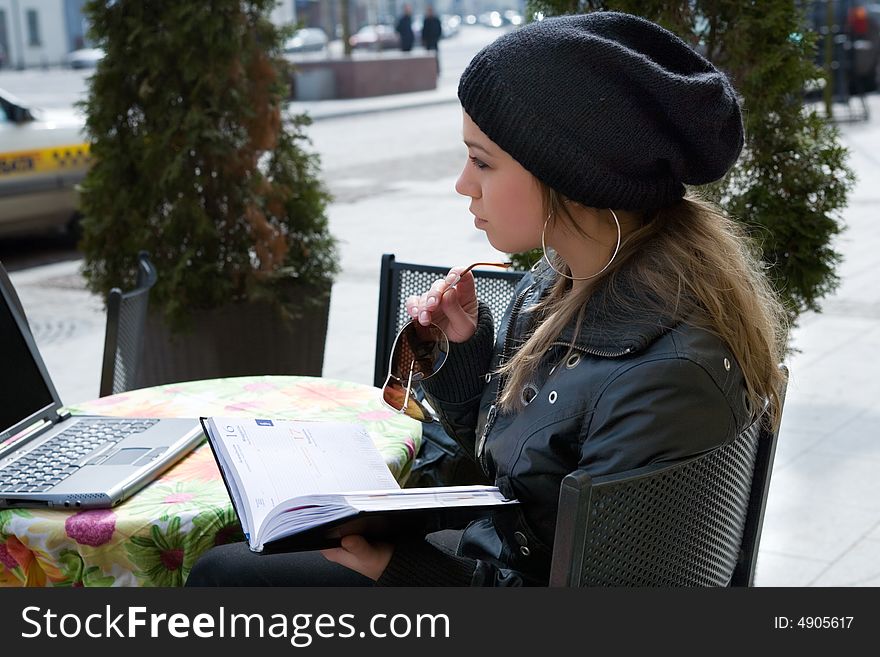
[401,359,416,414]
[446,261,513,288]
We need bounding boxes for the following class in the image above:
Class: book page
[341,486,517,511]
[206,418,399,540]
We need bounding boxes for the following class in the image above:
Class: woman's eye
[469,156,488,170]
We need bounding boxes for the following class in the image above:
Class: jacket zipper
[548,342,633,358]
[477,282,535,473]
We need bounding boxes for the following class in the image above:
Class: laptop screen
[0,278,55,437]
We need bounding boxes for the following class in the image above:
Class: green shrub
[519,0,854,324]
[78,0,338,329]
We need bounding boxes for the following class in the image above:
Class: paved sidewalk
[6,87,880,586]
[753,94,880,586]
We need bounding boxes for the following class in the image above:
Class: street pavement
[3,48,880,586]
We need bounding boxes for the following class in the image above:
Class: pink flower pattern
[160,548,184,571]
[65,510,117,547]
[164,492,194,504]
[0,542,18,570]
[243,383,274,392]
[358,410,395,421]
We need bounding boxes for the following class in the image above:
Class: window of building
[26,9,41,47]
[0,9,9,66]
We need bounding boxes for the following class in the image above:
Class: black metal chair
[549,368,788,587]
[373,253,527,389]
[99,251,157,397]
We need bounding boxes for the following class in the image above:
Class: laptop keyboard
[0,418,159,493]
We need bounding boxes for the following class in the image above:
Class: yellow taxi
[0,88,91,239]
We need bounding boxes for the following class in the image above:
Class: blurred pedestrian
[396,3,414,52]
[422,4,442,72]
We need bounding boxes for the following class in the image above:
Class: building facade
[0,0,524,69]
[0,0,295,70]
[0,0,69,69]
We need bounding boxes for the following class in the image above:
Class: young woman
[187,11,787,587]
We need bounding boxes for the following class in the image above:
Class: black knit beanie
[458,12,744,210]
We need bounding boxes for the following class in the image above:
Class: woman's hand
[320,535,394,581]
[405,266,479,343]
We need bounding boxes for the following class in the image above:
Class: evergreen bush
[78,0,338,329]
[517,0,854,324]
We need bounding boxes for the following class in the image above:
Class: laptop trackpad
[101,448,151,465]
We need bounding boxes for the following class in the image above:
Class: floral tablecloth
[0,376,421,587]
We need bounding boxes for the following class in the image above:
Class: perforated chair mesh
[550,407,785,587]
[99,252,157,397]
[373,254,526,388]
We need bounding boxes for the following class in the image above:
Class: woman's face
[455,111,544,254]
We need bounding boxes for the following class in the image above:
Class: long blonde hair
[496,186,789,431]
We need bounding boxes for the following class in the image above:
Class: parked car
[806,0,880,96]
[441,14,462,38]
[478,11,504,28]
[349,24,400,50]
[283,27,328,54]
[0,89,89,239]
[65,47,105,69]
[502,10,524,26]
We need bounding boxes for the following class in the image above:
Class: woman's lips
[473,215,488,228]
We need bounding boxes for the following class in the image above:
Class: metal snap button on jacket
[521,383,538,406]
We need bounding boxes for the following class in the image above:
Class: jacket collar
[528,259,679,357]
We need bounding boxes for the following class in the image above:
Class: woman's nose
[455,164,478,199]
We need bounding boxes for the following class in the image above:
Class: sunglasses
[381,261,513,421]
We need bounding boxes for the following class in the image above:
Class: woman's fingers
[415,278,450,326]
[424,279,447,310]
[405,267,479,329]
[405,295,421,318]
[446,269,477,312]
[320,535,394,581]
[437,287,477,342]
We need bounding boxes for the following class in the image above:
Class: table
[0,376,421,587]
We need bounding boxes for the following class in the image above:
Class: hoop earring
[541,208,622,281]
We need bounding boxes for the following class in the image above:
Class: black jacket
[396,15,414,51]
[422,16,442,48]
[377,260,751,586]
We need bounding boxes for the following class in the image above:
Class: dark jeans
[185,530,463,586]
[427,45,440,73]
[186,542,375,586]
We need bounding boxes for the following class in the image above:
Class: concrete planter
[292,53,437,100]
[138,282,332,387]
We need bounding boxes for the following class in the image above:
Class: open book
[200,417,518,553]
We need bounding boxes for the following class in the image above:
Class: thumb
[340,534,370,553]
[440,287,478,342]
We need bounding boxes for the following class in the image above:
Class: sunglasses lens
[382,379,432,422]
[388,321,449,381]
[381,321,449,422]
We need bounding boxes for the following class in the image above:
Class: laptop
[0,263,203,509]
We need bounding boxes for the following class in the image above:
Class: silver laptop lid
[0,260,66,451]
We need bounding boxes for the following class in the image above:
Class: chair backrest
[374,253,527,388]
[99,251,157,397]
[550,368,788,587]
